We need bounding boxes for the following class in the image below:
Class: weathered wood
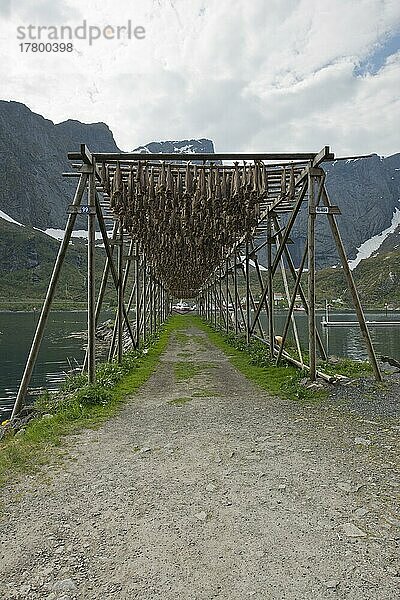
[87,169,97,382]
[69,151,323,162]
[321,184,382,381]
[11,173,88,419]
[307,170,317,381]
[271,214,327,361]
[267,217,274,357]
[245,240,251,344]
[276,244,308,365]
[135,244,140,347]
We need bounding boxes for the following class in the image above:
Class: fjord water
[1,310,400,420]
[0,311,87,420]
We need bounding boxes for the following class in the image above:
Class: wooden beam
[68,151,321,162]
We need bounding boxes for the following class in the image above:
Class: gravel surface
[0,325,399,599]
[328,369,400,419]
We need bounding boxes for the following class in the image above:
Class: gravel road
[0,325,399,599]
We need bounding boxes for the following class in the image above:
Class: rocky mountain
[0,101,399,269]
[133,138,215,155]
[288,153,400,268]
[132,138,220,165]
[0,100,119,229]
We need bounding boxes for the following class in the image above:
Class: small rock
[307,382,324,390]
[338,482,353,493]
[354,437,371,446]
[19,585,31,595]
[353,507,369,518]
[325,580,340,590]
[278,484,286,491]
[195,511,208,522]
[341,523,367,538]
[53,579,77,593]
[206,484,216,492]
[139,447,151,453]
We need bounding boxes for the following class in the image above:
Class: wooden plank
[68,151,320,162]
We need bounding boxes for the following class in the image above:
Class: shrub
[74,383,112,407]
[60,372,88,392]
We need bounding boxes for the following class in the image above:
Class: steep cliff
[0,101,119,229]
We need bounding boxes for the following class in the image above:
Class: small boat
[172,301,194,314]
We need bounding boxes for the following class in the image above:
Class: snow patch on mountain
[0,209,25,227]
[40,228,108,242]
[348,202,400,270]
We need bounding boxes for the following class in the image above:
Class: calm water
[269,311,400,361]
[0,311,88,420]
[1,310,400,420]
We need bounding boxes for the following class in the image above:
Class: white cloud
[0,0,399,154]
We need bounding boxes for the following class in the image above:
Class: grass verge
[179,314,370,403]
[0,316,182,489]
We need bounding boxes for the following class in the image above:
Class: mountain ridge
[0,101,399,267]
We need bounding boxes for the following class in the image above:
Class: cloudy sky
[0,0,399,155]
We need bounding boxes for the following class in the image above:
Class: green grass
[179,315,325,403]
[173,361,203,381]
[174,331,191,344]
[0,317,183,489]
[173,360,217,381]
[319,357,372,378]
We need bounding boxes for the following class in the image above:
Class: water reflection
[0,311,88,419]
[261,311,400,360]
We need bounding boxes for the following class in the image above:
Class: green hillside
[314,251,400,308]
[0,220,115,310]
[1,219,399,310]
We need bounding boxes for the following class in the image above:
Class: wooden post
[143,256,147,342]
[321,184,382,381]
[249,240,270,324]
[94,221,118,325]
[87,168,96,382]
[225,258,230,333]
[135,244,140,347]
[11,172,88,419]
[117,222,124,363]
[280,255,303,365]
[308,169,317,380]
[228,252,246,332]
[148,272,152,336]
[238,257,265,339]
[276,244,308,365]
[267,215,274,357]
[95,195,136,350]
[245,239,251,344]
[233,252,239,334]
[272,214,327,361]
[250,182,308,332]
[219,265,223,329]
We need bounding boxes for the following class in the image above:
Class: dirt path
[1,325,399,599]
